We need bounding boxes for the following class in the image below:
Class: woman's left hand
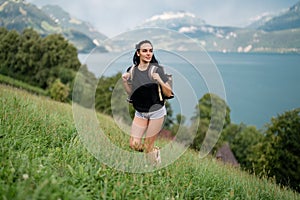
[152,73,163,83]
[152,73,173,98]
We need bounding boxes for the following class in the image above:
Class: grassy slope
[0,84,299,200]
[0,74,47,96]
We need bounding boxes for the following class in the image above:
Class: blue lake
[210,52,300,129]
[79,52,300,129]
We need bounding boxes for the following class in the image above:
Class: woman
[122,40,173,164]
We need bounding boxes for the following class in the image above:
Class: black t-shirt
[127,64,168,112]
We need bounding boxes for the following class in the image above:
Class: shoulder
[153,64,165,74]
[126,64,136,72]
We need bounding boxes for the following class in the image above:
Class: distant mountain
[128,7,300,53]
[246,13,275,29]
[41,5,107,43]
[138,11,240,39]
[0,0,108,52]
[258,1,300,31]
[2,0,299,53]
[0,0,59,34]
[140,11,206,29]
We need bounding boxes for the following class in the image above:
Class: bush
[248,108,300,192]
[49,79,70,102]
[262,108,300,192]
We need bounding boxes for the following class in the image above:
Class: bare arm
[122,72,132,95]
[152,73,173,98]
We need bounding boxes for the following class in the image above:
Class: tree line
[0,27,81,101]
[190,93,299,192]
[0,27,299,192]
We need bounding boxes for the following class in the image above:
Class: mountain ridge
[130,5,300,53]
[1,0,300,53]
[41,5,107,43]
[0,0,108,53]
[257,1,300,31]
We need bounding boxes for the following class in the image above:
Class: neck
[138,62,149,70]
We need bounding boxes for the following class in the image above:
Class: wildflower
[22,174,29,180]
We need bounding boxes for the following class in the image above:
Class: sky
[27,0,299,37]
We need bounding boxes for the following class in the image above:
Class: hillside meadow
[0,84,299,199]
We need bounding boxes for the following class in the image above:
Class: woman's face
[138,43,153,63]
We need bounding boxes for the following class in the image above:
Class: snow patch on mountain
[178,26,197,33]
[146,11,196,22]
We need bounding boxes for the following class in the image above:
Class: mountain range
[1,0,300,53]
[0,0,107,52]
[133,1,300,53]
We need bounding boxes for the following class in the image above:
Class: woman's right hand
[122,72,131,82]
[122,72,132,95]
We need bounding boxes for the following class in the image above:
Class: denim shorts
[135,106,167,120]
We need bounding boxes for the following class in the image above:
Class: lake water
[78,52,300,129]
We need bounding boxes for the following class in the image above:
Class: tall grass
[0,74,47,96]
[0,84,299,200]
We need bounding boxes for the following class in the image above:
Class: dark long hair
[133,40,159,66]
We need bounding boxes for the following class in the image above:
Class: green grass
[0,84,299,200]
[0,74,47,96]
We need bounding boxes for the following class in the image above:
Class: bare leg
[129,116,148,151]
[144,117,165,153]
